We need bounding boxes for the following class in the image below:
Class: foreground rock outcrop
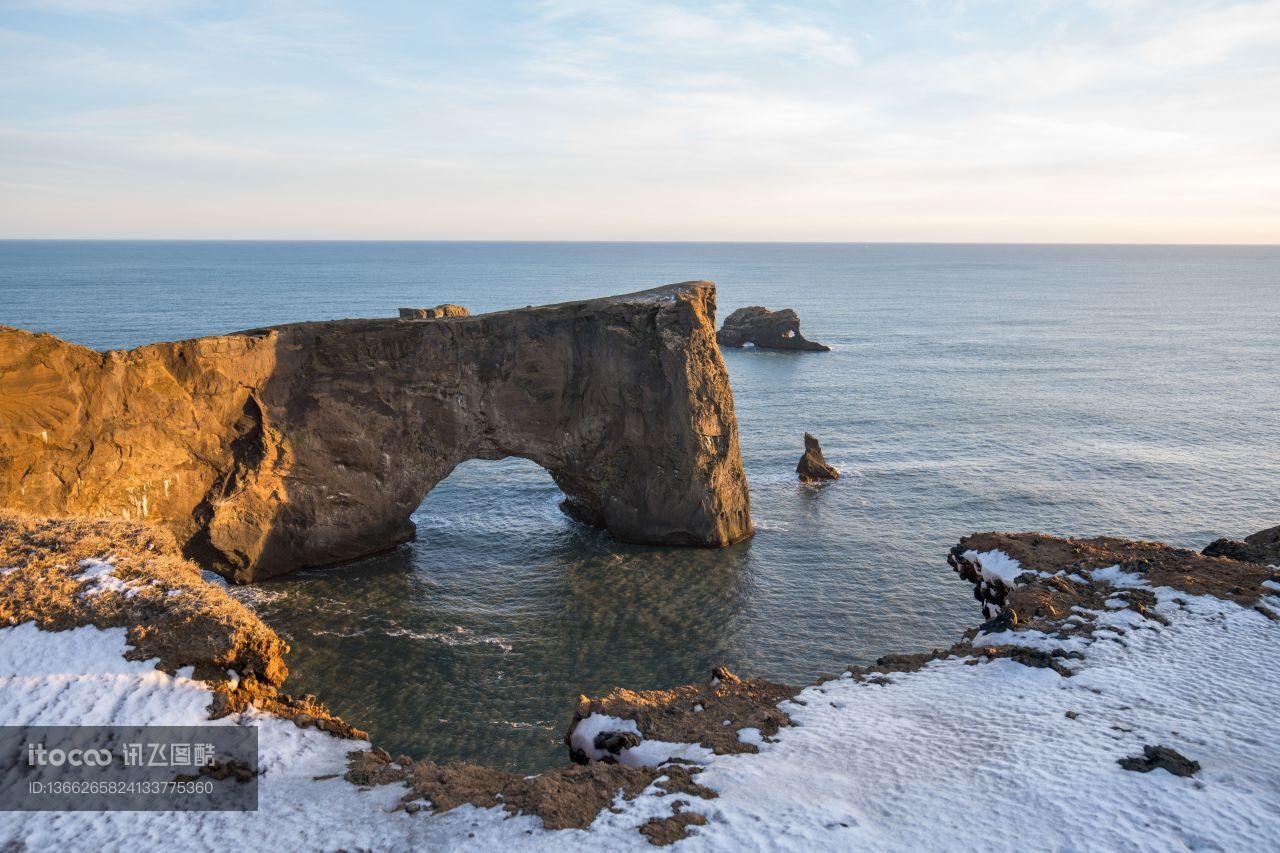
[565,665,795,765]
[0,282,752,582]
[796,433,839,482]
[0,510,364,736]
[951,531,1278,620]
[346,749,716,835]
[715,306,829,351]
[1203,523,1280,566]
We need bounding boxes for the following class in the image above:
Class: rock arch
[0,282,753,582]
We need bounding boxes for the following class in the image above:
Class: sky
[0,0,1277,242]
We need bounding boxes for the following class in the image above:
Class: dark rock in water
[1118,745,1201,777]
[1202,523,1280,566]
[796,433,839,482]
[716,306,829,351]
[0,281,753,583]
[711,665,741,685]
[398,304,470,319]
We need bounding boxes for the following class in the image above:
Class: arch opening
[411,456,581,546]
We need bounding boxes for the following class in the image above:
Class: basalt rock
[715,306,829,351]
[0,282,753,582]
[1118,745,1201,777]
[796,433,839,482]
[398,304,470,319]
[1203,523,1280,566]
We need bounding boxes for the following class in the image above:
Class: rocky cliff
[0,281,753,582]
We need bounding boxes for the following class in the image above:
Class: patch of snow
[1092,606,1158,633]
[1262,579,1280,593]
[74,557,116,580]
[568,714,641,762]
[1090,564,1146,588]
[74,557,139,599]
[736,728,764,747]
[568,714,714,768]
[623,738,714,768]
[962,549,1025,585]
[976,627,1090,657]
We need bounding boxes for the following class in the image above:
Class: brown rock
[640,803,709,845]
[710,665,740,684]
[796,433,839,482]
[1203,523,1280,566]
[398,304,470,319]
[565,667,795,763]
[715,306,829,351]
[0,282,753,582]
[955,531,1276,609]
[347,750,714,838]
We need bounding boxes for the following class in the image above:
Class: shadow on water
[242,457,755,772]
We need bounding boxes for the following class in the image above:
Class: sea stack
[797,433,839,482]
[716,306,829,351]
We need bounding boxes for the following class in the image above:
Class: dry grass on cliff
[958,531,1278,608]
[0,510,286,683]
[0,510,364,737]
[347,748,715,837]
[571,666,797,759]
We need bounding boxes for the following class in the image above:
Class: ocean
[2,240,1277,771]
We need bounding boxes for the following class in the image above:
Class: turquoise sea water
[3,241,1278,771]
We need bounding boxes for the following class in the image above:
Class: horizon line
[1,238,1278,248]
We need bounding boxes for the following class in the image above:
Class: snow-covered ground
[2,557,1278,851]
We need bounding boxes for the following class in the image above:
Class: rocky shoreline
[5,507,1275,846]
[347,521,1280,843]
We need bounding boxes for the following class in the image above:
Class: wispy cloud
[0,0,1276,240]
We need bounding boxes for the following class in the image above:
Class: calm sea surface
[3,241,1278,771]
